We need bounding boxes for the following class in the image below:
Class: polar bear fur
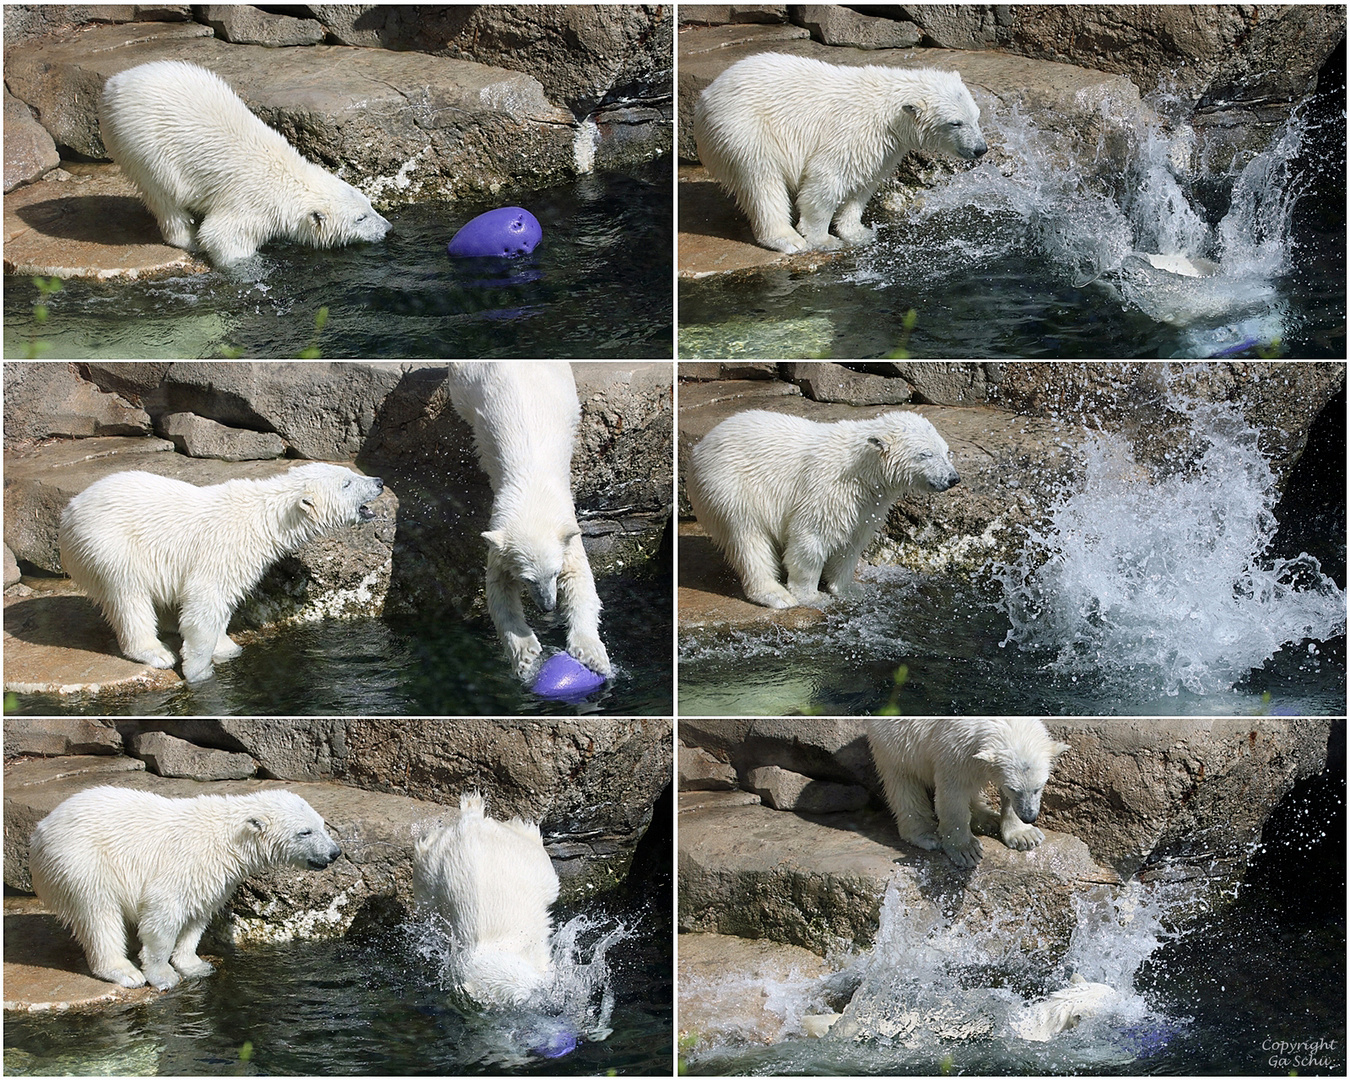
[1012,974,1121,1041]
[99,60,391,265]
[29,786,341,990]
[58,463,385,683]
[867,719,1070,867]
[694,53,988,253]
[447,362,610,679]
[413,792,559,1008]
[686,409,959,608]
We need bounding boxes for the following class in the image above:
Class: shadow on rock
[15,193,161,247]
[4,594,119,656]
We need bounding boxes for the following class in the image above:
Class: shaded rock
[1,362,151,444]
[790,6,920,49]
[156,412,286,461]
[884,361,1003,405]
[679,6,790,25]
[3,167,206,280]
[1043,719,1333,882]
[682,719,872,786]
[745,765,870,813]
[679,743,738,791]
[198,4,324,46]
[678,524,827,632]
[4,24,579,205]
[4,87,60,193]
[115,720,348,781]
[127,729,255,780]
[782,362,913,405]
[2,719,121,759]
[678,931,834,1047]
[680,363,781,381]
[678,789,1117,955]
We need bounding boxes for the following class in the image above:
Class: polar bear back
[29,786,339,927]
[695,53,987,193]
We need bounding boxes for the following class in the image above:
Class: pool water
[4,162,673,360]
[6,574,672,717]
[683,728,1346,1076]
[4,900,673,1076]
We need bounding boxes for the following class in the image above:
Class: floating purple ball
[447,207,542,258]
[533,1028,578,1059]
[532,652,606,700]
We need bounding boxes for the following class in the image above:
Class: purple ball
[447,207,542,258]
[532,652,606,700]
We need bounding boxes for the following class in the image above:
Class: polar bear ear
[560,526,580,545]
[902,103,919,119]
[310,210,327,227]
[247,816,266,834]
[299,491,318,517]
[868,434,889,453]
[482,529,508,552]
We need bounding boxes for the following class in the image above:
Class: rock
[2,719,122,758]
[115,720,348,780]
[679,743,738,791]
[789,6,921,49]
[781,362,913,405]
[680,363,781,381]
[4,544,20,587]
[3,24,579,205]
[3,167,206,280]
[745,765,871,813]
[679,6,790,25]
[4,87,60,193]
[1,362,151,443]
[678,789,1118,955]
[197,5,325,46]
[571,363,675,514]
[678,931,834,1048]
[341,719,672,895]
[682,719,873,786]
[156,412,286,461]
[127,730,256,781]
[884,361,1003,405]
[1043,719,1332,881]
[678,523,827,634]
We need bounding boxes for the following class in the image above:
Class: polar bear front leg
[178,590,231,684]
[558,533,612,676]
[137,916,183,990]
[783,532,828,607]
[1000,793,1046,852]
[196,210,263,265]
[104,590,177,670]
[795,164,846,250]
[833,189,879,246]
[486,557,543,678]
[821,549,865,599]
[740,168,811,254]
[934,777,983,867]
[877,769,942,853]
[212,634,243,662]
[170,916,216,979]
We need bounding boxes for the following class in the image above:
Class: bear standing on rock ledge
[99,60,391,265]
[694,53,988,253]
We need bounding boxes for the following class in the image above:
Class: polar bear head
[293,164,392,249]
[483,521,577,613]
[975,719,1071,825]
[868,412,960,493]
[901,69,988,161]
[240,790,342,870]
[288,463,385,529]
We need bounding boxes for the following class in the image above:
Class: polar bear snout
[1007,785,1043,825]
[356,476,384,521]
[305,838,342,869]
[529,576,559,613]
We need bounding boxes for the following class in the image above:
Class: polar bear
[29,786,341,990]
[686,409,959,608]
[694,53,988,253]
[99,60,391,265]
[58,463,385,683]
[867,719,1070,867]
[447,362,611,679]
[413,792,559,1008]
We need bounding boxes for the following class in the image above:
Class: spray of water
[991,391,1345,697]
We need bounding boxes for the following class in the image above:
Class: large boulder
[1,363,151,442]
[3,87,60,192]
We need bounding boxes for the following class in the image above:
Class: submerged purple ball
[532,652,606,700]
[447,207,542,257]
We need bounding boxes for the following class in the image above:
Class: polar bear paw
[142,962,181,991]
[508,633,544,680]
[172,954,216,979]
[96,959,149,988]
[942,834,983,868]
[1002,821,1046,851]
[835,223,877,245]
[130,644,178,670]
[568,633,612,678]
[761,231,810,254]
[212,635,243,662]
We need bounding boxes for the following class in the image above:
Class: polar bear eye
[948,120,964,128]
[297,829,313,837]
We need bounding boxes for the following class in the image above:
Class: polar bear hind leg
[559,533,611,675]
[170,915,216,979]
[104,588,176,670]
[877,768,943,853]
[77,905,148,988]
[726,528,797,608]
[196,210,264,266]
[933,773,983,867]
[739,166,809,254]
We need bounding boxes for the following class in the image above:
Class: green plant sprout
[24,276,63,358]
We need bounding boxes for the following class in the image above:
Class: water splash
[991,392,1346,696]
[910,97,1313,350]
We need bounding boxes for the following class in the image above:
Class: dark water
[684,725,1346,1076]
[3,903,673,1076]
[4,163,672,359]
[677,574,1346,717]
[7,575,672,717]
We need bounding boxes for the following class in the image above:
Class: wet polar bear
[58,463,385,683]
[867,720,1070,867]
[447,362,610,679]
[99,60,391,264]
[29,786,341,990]
[694,53,988,253]
[686,409,959,608]
[413,792,559,1007]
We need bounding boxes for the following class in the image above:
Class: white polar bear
[28,786,341,990]
[447,362,611,679]
[694,53,988,253]
[99,60,391,265]
[867,719,1071,868]
[686,409,959,608]
[413,792,559,1008]
[58,463,385,683]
